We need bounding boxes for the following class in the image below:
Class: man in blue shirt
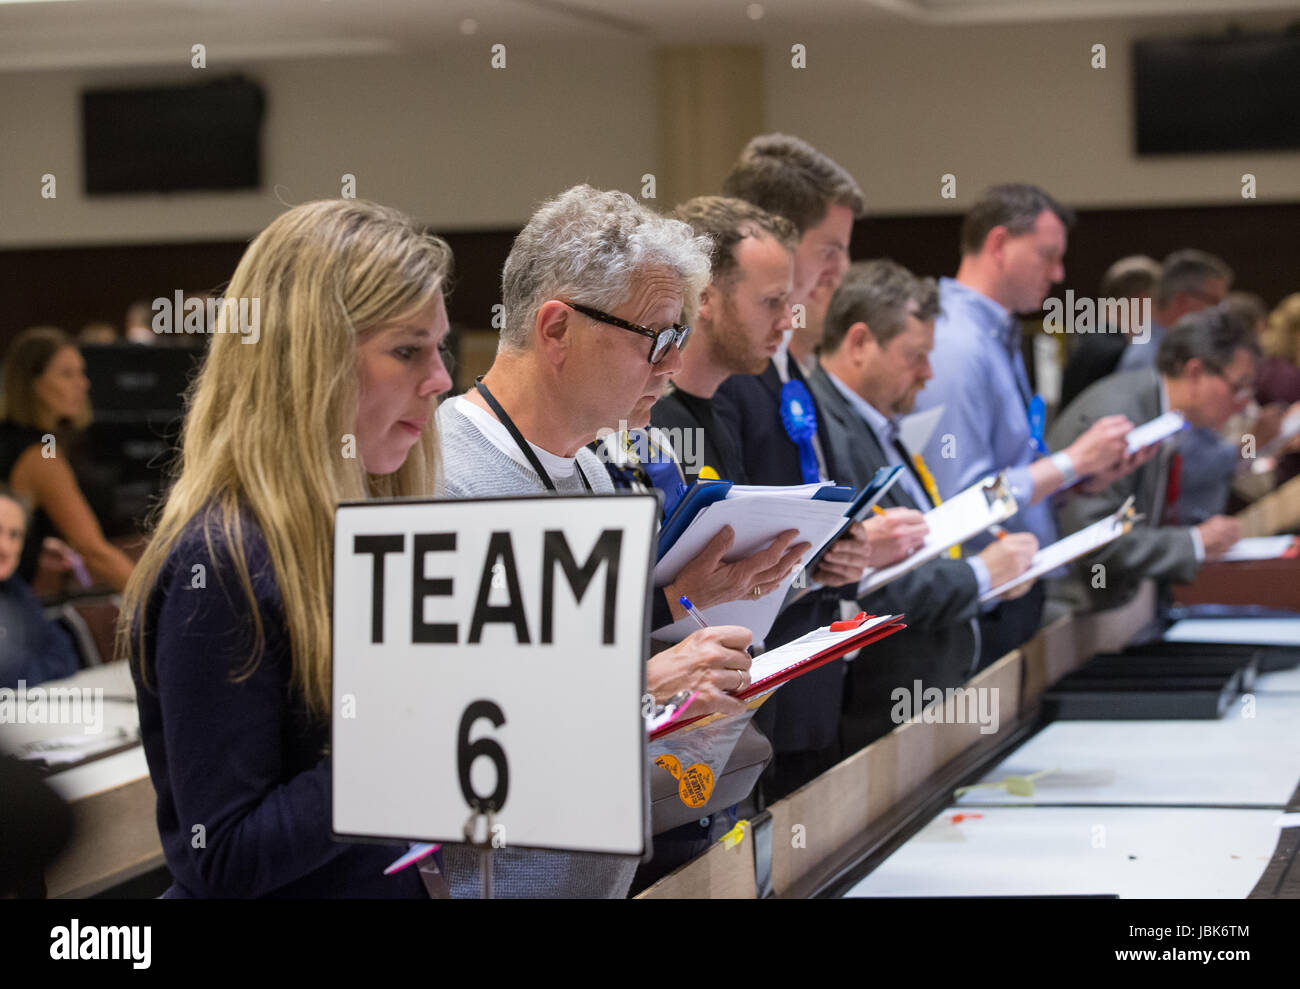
[912,184,1139,664]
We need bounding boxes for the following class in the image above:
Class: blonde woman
[0,327,135,591]
[119,200,453,897]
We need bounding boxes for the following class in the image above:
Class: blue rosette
[780,379,821,483]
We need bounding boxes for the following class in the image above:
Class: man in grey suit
[808,260,1040,751]
[1049,305,1258,614]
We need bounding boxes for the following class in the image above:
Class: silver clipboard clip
[1113,493,1144,533]
[980,472,1017,515]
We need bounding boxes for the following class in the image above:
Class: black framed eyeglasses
[565,301,691,365]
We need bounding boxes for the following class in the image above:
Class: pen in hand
[680,595,754,656]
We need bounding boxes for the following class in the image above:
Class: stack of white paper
[652,484,850,643]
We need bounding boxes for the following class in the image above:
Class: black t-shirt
[650,387,747,484]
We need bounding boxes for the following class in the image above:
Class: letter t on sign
[354,534,404,643]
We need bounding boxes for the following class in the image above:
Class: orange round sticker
[654,753,682,780]
[678,763,715,808]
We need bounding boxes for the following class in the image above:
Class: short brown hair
[0,326,91,432]
[670,196,796,287]
[1100,255,1161,300]
[722,134,865,235]
[1156,249,1233,307]
[823,260,939,354]
[1157,304,1260,377]
[960,184,1076,256]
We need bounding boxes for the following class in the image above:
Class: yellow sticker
[678,762,715,808]
[698,466,721,481]
[654,753,682,780]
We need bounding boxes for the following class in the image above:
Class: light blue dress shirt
[912,277,1056,552]
[824,369,993,599]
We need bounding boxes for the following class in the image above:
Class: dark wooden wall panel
[2,200,1297,355]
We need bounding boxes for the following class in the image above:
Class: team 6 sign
[331,494,658,857]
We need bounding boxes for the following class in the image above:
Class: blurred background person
[0,326,135,593]
[1050,306,1258,614]
[123,300,156,344]
[77,321,118,346]
[1058,254,1161,411]
[0,485,80,691]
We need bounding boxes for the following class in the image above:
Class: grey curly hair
[499,185,713,351]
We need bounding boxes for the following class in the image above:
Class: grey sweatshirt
[434,399,639,898]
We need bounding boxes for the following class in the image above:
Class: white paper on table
[1163,617,1300,647]
[858,474,1018,596]
[981,507,1131,603]
[1218,535,1298,562]
[651,496,850,643]
[1125,410,1186,454]
[898,403,945,455]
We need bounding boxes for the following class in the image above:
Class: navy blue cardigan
[131,510,425,898]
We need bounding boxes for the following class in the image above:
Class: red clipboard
[650,612,907,738]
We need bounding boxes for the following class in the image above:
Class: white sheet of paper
[1217,535,1297,562]
[746,614,898,686]
[898,403,945,455]
[1163,617,1300,646]
[652,496,850,643]
[981,512,1127,602]
[858,475,1017,595]
[1126,410,1186,454]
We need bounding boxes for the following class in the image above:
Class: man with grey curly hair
[436,185,760,898]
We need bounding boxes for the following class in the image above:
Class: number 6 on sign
[458,701,508,812]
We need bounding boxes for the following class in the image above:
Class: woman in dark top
[0,486,79,690]
[0,327,135,592]
[118,200,454,897]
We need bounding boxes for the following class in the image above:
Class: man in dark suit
[710,134,877,798]
[1058,255,1161,411]
[809,260,1040,750]
[1049,305,1258,613]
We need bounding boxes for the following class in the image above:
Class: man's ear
[534,300,572,366]
[846,320,876,362]
[697,283,717,324]
[984,225,1011,262]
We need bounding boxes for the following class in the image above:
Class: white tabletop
[842,658,1300,898]
[953,688,1300,808]
[0,660,146,800]
[844,806,1283,899]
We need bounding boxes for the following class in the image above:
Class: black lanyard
[473,376,592,492]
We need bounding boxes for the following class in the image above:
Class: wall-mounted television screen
[82,76,265,194]
[1134,31,1300,154]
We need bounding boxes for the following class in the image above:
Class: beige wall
[2,13,1297,248]
[0,45,658,247]
[763,15,1300,214]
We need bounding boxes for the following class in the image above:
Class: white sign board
[332,494,658,856]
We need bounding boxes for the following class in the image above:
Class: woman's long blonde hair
[118,199,451,719]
